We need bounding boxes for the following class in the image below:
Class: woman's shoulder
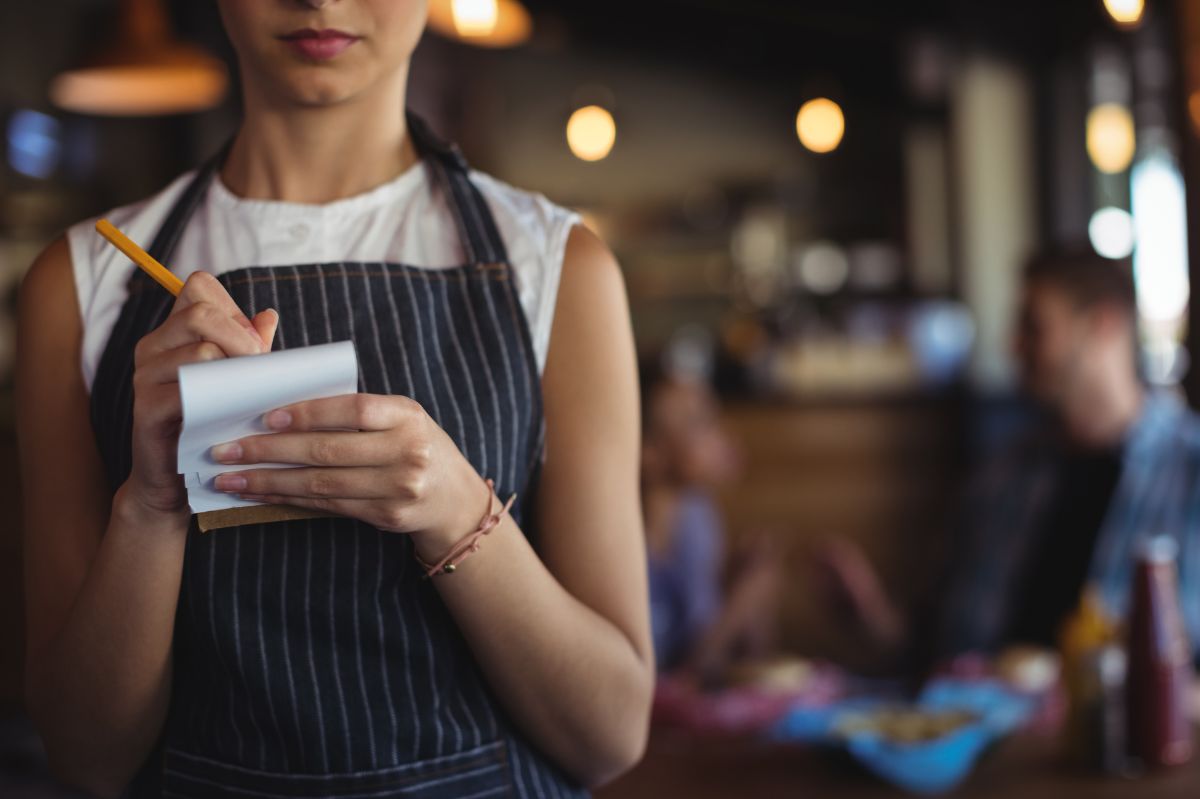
[465,171,581,371]
[466,170,580,253]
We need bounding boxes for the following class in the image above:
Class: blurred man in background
[819,247,1200,669]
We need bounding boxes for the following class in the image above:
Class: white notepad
[177,340,359,514]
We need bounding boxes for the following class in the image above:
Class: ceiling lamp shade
[426,0,533,48]
[1102,0,1145,29]
[50,0,228,116]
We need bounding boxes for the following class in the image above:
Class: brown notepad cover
[196,504,333,532]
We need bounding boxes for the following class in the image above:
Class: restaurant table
[596,730,1200,798]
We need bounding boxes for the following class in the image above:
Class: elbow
[582,717,650,788]
[45,753,127,799]
[578,667,654,787]
[32,715,129,799]
[26,675,129,799]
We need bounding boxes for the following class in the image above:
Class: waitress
[17,1,652,796]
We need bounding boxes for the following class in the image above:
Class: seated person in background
[818,247,1200,667]
[642,367,780,678]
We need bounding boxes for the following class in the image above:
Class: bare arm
[429,227,653,783]
[18,243,272,797]
[222,226,654,785]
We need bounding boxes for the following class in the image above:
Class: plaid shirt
[940,391,1200,660]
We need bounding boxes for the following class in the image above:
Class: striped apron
[89,114,587,798]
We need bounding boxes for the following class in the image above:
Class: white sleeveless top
[66,163,579,391]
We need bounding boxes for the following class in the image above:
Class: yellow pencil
[95,218,185,297]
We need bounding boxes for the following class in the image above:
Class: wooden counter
[598,730,1200,798]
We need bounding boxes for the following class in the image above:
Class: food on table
[832,706,979,744]
[723,657,816,693]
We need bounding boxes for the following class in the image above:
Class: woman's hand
[209,394,487,557]
[125,272,277,519]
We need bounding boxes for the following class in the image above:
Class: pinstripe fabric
[91,116,586,797]
[940,391,1200,663]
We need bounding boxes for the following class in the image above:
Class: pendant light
[426,0,533,48]
[50,0,228,116]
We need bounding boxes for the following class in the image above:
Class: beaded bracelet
[415,478,516,578]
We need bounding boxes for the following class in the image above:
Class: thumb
[250,308,279,351]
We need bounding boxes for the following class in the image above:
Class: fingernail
[214,474,247,491]
[211,442,243,463]
[265,410,292,430]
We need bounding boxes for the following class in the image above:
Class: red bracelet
[415,478,516,578]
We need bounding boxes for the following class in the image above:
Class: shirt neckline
[208,160,428,217]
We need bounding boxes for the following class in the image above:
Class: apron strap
[129,112,509,290]
[145,140,231,267]
[406,112,510,267]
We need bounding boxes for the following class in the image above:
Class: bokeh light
[1087,207,1136,259]
[426,0,532,48]
[451,0,499,36]
[796,98,845,154]
[795,241,850,294]
[1188,91,1200,137]
[1086,103,1136,174]
[1132,154,1190,322]
[567,105,617,162]
[7,110,62,179]
[1102,0,1145,28]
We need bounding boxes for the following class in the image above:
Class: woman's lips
[279,28,360,61]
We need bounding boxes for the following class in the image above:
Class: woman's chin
[271,70,373,108]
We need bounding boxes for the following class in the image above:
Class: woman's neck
[221,70,418,204]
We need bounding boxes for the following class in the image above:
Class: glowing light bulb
[1102,0,1144,27]
[1086,103,1136,174]
[566,105,616,162]
[451,0,499,37]
[796,98,845,154]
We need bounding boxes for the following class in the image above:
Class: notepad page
[177,340,359,514]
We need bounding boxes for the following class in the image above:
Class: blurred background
[2,0,1200,796]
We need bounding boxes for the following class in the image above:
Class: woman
[17,1,652,796]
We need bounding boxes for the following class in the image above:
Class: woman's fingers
[213,466,402,500]
[211,431,391,467]
[271,394,419,433]
[173,271,263,338]
[250,308,279,351]
[131,380,184,435]
[174,271,250,321]
[136,272,271,364]
[136,340,228,385]
[230,493,400,529]
[224,491,415,535]
[136,300,264,363]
